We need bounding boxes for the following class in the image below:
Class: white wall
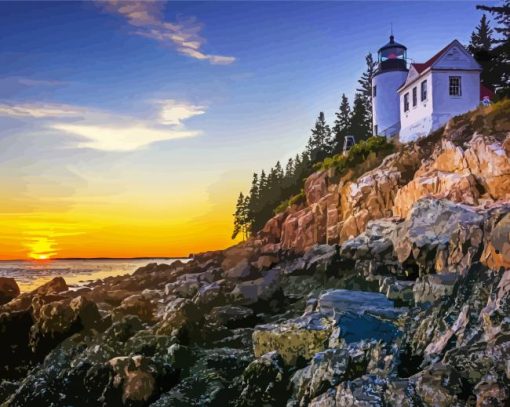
[372,70,408,137]
[400,70,480,143]
[399,71,433,142]
[431,70,480,117]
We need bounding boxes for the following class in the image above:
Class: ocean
[0,258,184,293]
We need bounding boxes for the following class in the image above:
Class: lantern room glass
[379,47,406,63]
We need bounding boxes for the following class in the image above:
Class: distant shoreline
[0,257,190,262]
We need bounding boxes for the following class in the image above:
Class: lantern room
[377,35,407,72]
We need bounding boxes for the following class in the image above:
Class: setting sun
[26,236,57,260]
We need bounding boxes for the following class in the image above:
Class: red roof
[410,40,457,74]
[480,84,495,100]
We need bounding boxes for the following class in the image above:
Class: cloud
[51,122,199,151]
[98,0,236,65]
[157,99,206,126]
[0,99,206,151]
[0,102,84,118]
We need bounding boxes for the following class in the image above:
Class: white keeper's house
[372,36,494,143]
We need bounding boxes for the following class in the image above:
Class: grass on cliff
[316,136,395,173]
[274,136,395,214]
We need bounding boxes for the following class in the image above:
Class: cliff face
[256,103,510,254]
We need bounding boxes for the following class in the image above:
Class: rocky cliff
[0,100,509,406]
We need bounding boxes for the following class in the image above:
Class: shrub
[273,190,305,214]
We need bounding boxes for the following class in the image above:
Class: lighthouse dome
[376,35,407,73]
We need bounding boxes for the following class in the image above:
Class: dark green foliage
[232,193,250,240]
[332,94,351,155]
[476,1,510,97]
[349,93,372,142]
[317,136,395,174]
[356,53,377,125]
[468,14,499,89]
[306,112,333,163]
[274,190,306,214]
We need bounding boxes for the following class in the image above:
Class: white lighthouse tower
[372,35,408,137]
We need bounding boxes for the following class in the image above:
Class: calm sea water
[0,258,184,293]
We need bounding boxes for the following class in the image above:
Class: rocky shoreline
[0,103,509,406]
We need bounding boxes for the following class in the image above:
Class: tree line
[233,0,510,240]
[232,53,377,239]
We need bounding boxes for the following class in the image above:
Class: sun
[26,236,57,260]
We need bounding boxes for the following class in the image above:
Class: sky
[0,0,487,259]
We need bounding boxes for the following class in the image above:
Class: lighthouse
[372,35,408,137]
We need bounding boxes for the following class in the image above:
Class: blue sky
[0,1,488,258]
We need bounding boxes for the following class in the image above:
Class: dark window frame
[373,85,377,97]
[412,87,417,107]
[449,76,462,96]
[421,80,427,101]
[404,93,410,112]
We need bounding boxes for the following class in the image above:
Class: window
[412,87,417,107]
[404,93,410,112]
[373,85,377,97]
[421,80,427,101]
[374,124,378,135]
[449,76,462,96]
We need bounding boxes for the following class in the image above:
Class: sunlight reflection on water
[0,258,186,292]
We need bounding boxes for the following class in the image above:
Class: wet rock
[474,374,510,407]
[155,298,202,341]
[0,309,34,379]
[224,258,257,281]
[411,364,466,407]
[209,305,257,329]
[393,199,484,275]
[379,277,414,305]
[253,313,333,365]
[193,281,228,309]
[108,355,179,404]
[334,374,387,406]
[237,351,288,406]
[290,348,350,405]
[33,277,68,295]
[69,295,102,330]
[413,273,459,305]
[0,278,20,305]
[231,267,282,307]
[113,293,157,323]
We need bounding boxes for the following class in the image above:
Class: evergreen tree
[285,158,294,177]
[332,94,351,154]
[232,192,247,240]
[307,112,332,163]
[469,14,498,87]
[477,1,510,96]
[349,93,372,141]
[274,161,284,181]
[356,53,377,123]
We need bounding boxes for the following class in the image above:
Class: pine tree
[469,14,498,87]
[356,53,377,123]
[285,158,294,177]
[232,192,245,240]
[477,1,510,96]
[307,112,332,163]
[332,94,351,154]
[274,161,284,181]
[349,93,372,141]
[246,172,259,230]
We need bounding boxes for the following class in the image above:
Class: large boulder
[393,198,485,275]
[0,278,20,305]
[253,313,334,365]
[237,351,288,406]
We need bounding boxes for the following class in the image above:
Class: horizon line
[0,256,190,262]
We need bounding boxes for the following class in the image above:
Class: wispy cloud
[0,102,84,118]
[51,122,198,151]
[98,0,236,65]
[0,99,206,151]
[157,99,206,126]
